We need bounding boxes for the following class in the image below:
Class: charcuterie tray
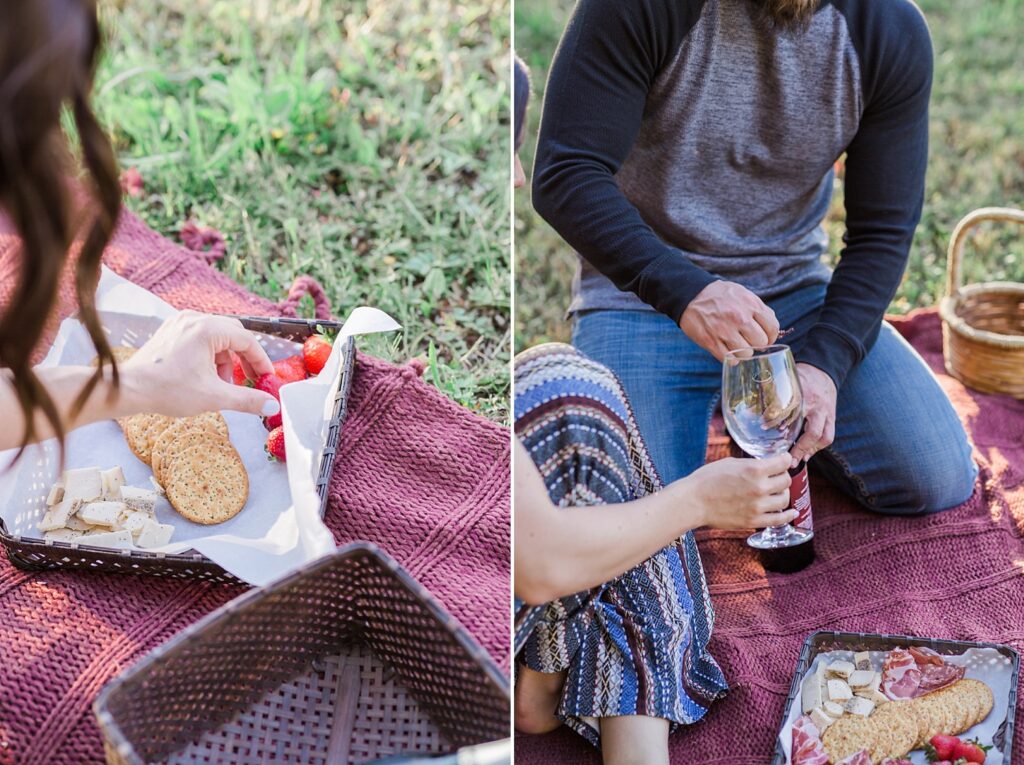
[772,631,1019,765]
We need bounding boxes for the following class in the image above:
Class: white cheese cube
[845,696,875,717]
[823,700,845,718]
[827,660,855,679]
[62,468,103,503]
[45,481,65,506]
[79,529,134,549]
[44,528,84,543]
[848,670,876,689]
[857,688,888,704]
[809,707,835,732]
[854,673,882,697]
[135,519,174,549]
[827,679,852,702]
[120,486,158,514]
[853,651,872,671]
[38,499,80,531]
[149,476,166,495]
[121,511,152,540]
[77,501,127,529]
[100,467,126,500]
[65,515,95,532]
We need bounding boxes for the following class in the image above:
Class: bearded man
[531,0,977,519]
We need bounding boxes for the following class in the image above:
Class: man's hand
[790,363,837,467]
[679,281,780,360]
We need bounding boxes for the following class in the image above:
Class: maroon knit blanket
[0,212,510,765]
[515,311,1024,764]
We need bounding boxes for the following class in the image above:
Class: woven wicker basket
[0,315,355,583]
[94,543,510,765]
[939,207,1024,398]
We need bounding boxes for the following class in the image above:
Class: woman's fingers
[756,509,799,528]
[213,379,280,416]
[209,318,274,377]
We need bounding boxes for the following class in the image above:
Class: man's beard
[756,0,820,29]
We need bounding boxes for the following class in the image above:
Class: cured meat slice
[881,648,922,700]
[791,715,828,765]
[909,646,945,667]
[918,661,965,693]
[837,752,871,765]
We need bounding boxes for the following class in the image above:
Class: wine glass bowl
[721,344,812,552]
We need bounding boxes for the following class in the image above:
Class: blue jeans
[572,283,978,515]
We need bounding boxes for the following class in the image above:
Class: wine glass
[721,344,811,551]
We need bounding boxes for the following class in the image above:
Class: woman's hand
[678,453,795,530]
[120,312,280,418]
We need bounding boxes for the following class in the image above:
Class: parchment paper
[0,267,400,586]
[778,646,1014,764]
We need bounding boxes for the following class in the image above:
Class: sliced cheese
[64,515,95,532]
[135,519,174,549]
[44,528,84,543]
[79,529,134,549]
[39,499,80,532]
[844,696,875,717]
[801,663,828,714]
[823,700,845,718]
[809,707,835,732]
[77,501,127,529]
[826,660,855,679]
[848,670,876,689]
[120,486,158,514]
[854,673,882,697]
[100,467,126,500]
[827,679,852,702]
[853,651,872,671]
[62,468,103,503]
[121,510,152,540]
[45,481,65,506]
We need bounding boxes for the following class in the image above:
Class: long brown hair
[0,0,121,452]
[758,0,820,28]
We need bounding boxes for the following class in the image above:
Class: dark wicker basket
[94,543,511,765]
[770,630,1020,764]
[0,316,355,584]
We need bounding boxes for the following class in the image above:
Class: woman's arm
[513,440,794,604]
[0,312,279,451]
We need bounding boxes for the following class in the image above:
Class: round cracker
[190,411,229,439]
[121,413,165,465]
[152,419,222,484]
[871,702,920,762]
[822,715,877,764]
[161,437,235,488]
[960,678,994,730]
[165,445,248,525]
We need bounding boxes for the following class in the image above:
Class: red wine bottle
[759,460,815,573]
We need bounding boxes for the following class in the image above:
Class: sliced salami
[881,648,922,700]
[837,752,871,765]
[791,715,829,765]
[909,646,945,667]
[918,661,965,693]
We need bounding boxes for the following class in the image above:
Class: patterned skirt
[513,343,728,747]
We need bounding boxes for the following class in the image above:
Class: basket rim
[939,282,1024,350]
[92,541,511,765]
[0,314,354,578]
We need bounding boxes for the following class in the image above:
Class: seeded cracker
[152,419,222,483]
[164,445,248,524]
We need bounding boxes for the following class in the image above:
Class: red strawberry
[231,353,251,386]
[255,373,284,430]
[265,426,286,462]
[273,354,307,383]
[302,334,332,376]
[951,740,990,763]
[927,735,960,761]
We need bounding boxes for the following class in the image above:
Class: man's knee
[873,452,977,516]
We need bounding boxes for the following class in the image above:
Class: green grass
[514,0,1024,350]
[94,0,510,422]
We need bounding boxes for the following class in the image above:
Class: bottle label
[789,462,813,531]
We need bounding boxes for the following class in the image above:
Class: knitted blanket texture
[0,211,510,764]
[513,310,1024,764]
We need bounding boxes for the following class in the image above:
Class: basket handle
[946,206,1024,298]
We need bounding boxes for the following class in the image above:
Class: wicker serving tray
[94,543,511,765]
[0,315,356,584]
[770,630,1021,764]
